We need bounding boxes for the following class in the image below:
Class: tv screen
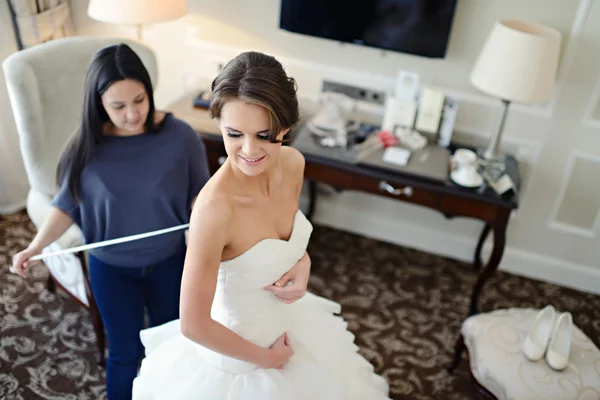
[279,0,458,58]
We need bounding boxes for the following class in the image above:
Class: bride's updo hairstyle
[209,51,299,143]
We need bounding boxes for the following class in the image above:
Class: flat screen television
[279,0,458,58]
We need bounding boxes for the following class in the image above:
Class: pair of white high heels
[522,305,573,371]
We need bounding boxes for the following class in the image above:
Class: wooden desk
[167,94,520,316]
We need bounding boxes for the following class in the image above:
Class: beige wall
[67,0,600,293]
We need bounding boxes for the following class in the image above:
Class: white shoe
[546,312,572,371]
[522,305,556,361]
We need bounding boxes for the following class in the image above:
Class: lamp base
[476,149,506,182]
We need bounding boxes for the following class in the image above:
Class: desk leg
[306,180,317,222]
[469,210,509,315]
[473,223,492,270]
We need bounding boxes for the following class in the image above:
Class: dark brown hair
[57,44,157,202]
[209,51,299,143]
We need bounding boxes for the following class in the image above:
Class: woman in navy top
[11,44,211,400]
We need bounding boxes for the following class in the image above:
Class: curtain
[7,0,74,50]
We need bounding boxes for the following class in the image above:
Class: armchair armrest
[26,188,83,249]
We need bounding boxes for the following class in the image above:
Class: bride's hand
[263,333,294,370]
[264,252,311,304]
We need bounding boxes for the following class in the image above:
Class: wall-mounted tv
[279,0,458,58]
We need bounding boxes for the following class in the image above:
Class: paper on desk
[415,88,445,134]
[382,147,411,166]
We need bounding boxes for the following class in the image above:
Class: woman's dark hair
[209,51,299,143]
[57,43,157,202]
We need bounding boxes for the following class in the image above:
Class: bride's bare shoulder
[280,146,305,195]
[281,146,304,176]
[194,163,234,209]
[191,187,234,230]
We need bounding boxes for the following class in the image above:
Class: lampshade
[470,20,562,103]
[88,0,188,25]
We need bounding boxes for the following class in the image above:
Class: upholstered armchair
[3,36,158,366]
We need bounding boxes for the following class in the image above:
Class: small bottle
[438,97,458,147]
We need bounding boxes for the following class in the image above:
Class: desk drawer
[305,162,352,188]
[352,175,440,207]
[440,195,498,222]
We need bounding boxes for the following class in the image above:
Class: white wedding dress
[132,210,390,399]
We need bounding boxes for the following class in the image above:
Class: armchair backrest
[2,36,158,197]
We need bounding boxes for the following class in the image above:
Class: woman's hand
[264,252,311,304]
[11,245,42,278]
[9,207,74,279]
[261,332,294,369]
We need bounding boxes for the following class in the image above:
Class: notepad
[382,147,411,166]
[415,87,445,134]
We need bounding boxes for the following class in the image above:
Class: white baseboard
[498,247,600,296]
[301,194,600,296]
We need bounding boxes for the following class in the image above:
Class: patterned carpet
[1,211,599,400]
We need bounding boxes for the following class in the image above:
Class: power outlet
[322,80,386,106]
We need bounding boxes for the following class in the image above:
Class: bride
[132,51,390,400]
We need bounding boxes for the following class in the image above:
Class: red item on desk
[376,130,399,147]
[355,130,400,161]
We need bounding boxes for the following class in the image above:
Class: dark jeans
[88,248,185,400]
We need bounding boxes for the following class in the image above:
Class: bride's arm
[180,198,289,369]
[265,147,311,303]
[264,252,310,303]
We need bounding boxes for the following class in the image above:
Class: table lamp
[470,20,561,171]
[88,0,188,40]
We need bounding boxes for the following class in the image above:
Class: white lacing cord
[28,224,190,262]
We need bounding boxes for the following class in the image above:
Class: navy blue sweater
[52,114,210,267]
